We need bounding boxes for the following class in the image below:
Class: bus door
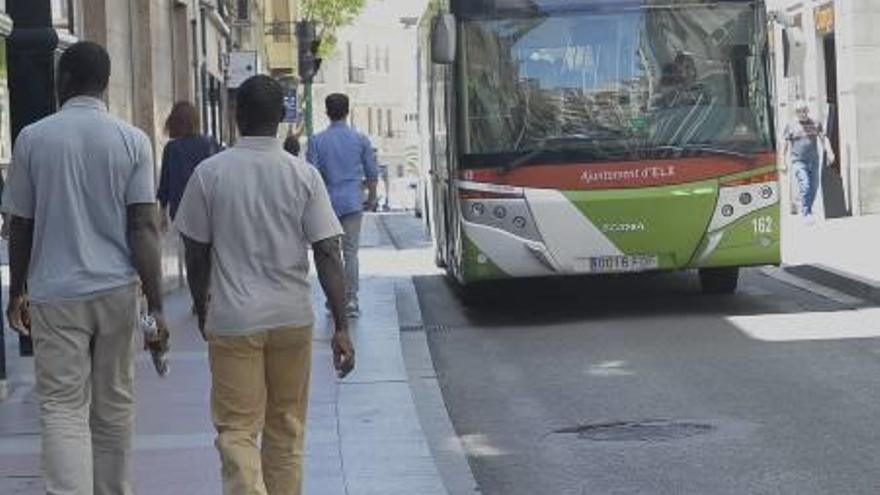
[429,60,452,266]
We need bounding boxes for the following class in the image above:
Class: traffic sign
[284,91,298,124]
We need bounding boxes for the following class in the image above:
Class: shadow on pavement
[415,268,861,330]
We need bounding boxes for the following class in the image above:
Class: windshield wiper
[503,132,625,173]
[650,145,754,160]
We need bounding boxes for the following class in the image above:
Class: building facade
[769,0,880,219]
[312,0,426,200]
[264,0,299,79]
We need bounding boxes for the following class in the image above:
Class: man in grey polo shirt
[2,42,167,494]
[176,75,355,495]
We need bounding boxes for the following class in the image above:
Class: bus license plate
[589,255,659,274]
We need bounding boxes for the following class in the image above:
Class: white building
[768,0,880,219]
[311,0,427,201]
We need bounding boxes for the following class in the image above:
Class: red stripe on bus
[459,154,777,191]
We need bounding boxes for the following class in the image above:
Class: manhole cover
[553,419,715,442]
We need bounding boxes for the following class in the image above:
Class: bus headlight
[708,171,779,232]
[462,199,540,241]
[722,205,735,217]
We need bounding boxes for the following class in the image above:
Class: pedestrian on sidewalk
[176,75,355,495]
[2,41,168,494]
[157,101,220,230]
[307,93,379,317]
[784,100,825,218]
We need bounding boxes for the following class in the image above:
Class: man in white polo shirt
[176,75,355,495]
[2,42,168,494]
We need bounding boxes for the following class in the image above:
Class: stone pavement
[0,214,450,494]
[782,211,880,281]
[781,210,880,300]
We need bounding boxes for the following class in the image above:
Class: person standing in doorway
[176,75,355,495]
[2,41,168,494]
[307,93,379,317]
[784,100,825,218]
[157,101,220,229]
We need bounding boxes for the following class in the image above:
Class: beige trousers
[31,284,139,495]
[208,326,313,495]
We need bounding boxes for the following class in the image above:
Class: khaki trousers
[31,284,139,495]
[208,326,312,495]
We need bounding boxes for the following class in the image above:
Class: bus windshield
[459,3,773,167]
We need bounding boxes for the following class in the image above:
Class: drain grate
[553,419,715,442]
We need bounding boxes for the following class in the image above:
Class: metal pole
[305,80,313,137]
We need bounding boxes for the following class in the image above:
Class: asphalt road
[414,269,880,495]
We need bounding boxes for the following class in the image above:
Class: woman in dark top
[157,101,220,228]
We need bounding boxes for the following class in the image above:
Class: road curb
[395,278,482,495]
[782,264,880,304]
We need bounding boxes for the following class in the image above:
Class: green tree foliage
[301,0,368,57]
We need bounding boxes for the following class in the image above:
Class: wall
[102,0,134,123]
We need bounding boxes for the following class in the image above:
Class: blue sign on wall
[283,91,298,123]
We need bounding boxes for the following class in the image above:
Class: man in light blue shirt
[307,93,379,316]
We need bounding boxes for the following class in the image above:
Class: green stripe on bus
[564,180,718,268]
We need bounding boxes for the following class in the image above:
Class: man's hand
[365,179,379,212]
[144,312,171,352]
[195,304,207,340]
[182,235,212,342]
[312,236,355,377]
[332,331,355,378]
[160,210,170,234]
[6,295,31,336]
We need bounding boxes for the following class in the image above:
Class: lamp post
[296,21,320,137]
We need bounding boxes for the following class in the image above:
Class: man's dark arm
[8,216,34,301]
[6,215,34,335]
[127,204,164,314]
[314,236,347,331]
[313,236,355,377]
[182,235,211,334]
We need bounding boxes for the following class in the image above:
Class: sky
[360,0,430,22]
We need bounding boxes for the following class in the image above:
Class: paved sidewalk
[781,212,880,301]
[783,213,880,281]
[0,215,447,494]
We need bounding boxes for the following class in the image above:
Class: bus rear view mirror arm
[432,14,457,64]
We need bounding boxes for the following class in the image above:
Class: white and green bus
[418,0,778,296]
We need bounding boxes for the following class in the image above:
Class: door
[821,33,849,218]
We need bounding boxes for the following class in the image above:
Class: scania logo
[601,222,646,233]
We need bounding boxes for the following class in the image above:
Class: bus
[418,0,777,297]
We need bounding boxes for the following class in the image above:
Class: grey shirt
[784,118,823,165]
[175,137,343,336]
[2,96,156,303]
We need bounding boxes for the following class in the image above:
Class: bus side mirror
[431,14,457,65]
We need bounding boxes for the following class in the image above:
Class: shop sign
[815,4,835,36]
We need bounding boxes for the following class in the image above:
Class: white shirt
[1,96,155,303]
[175,136,343,336]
